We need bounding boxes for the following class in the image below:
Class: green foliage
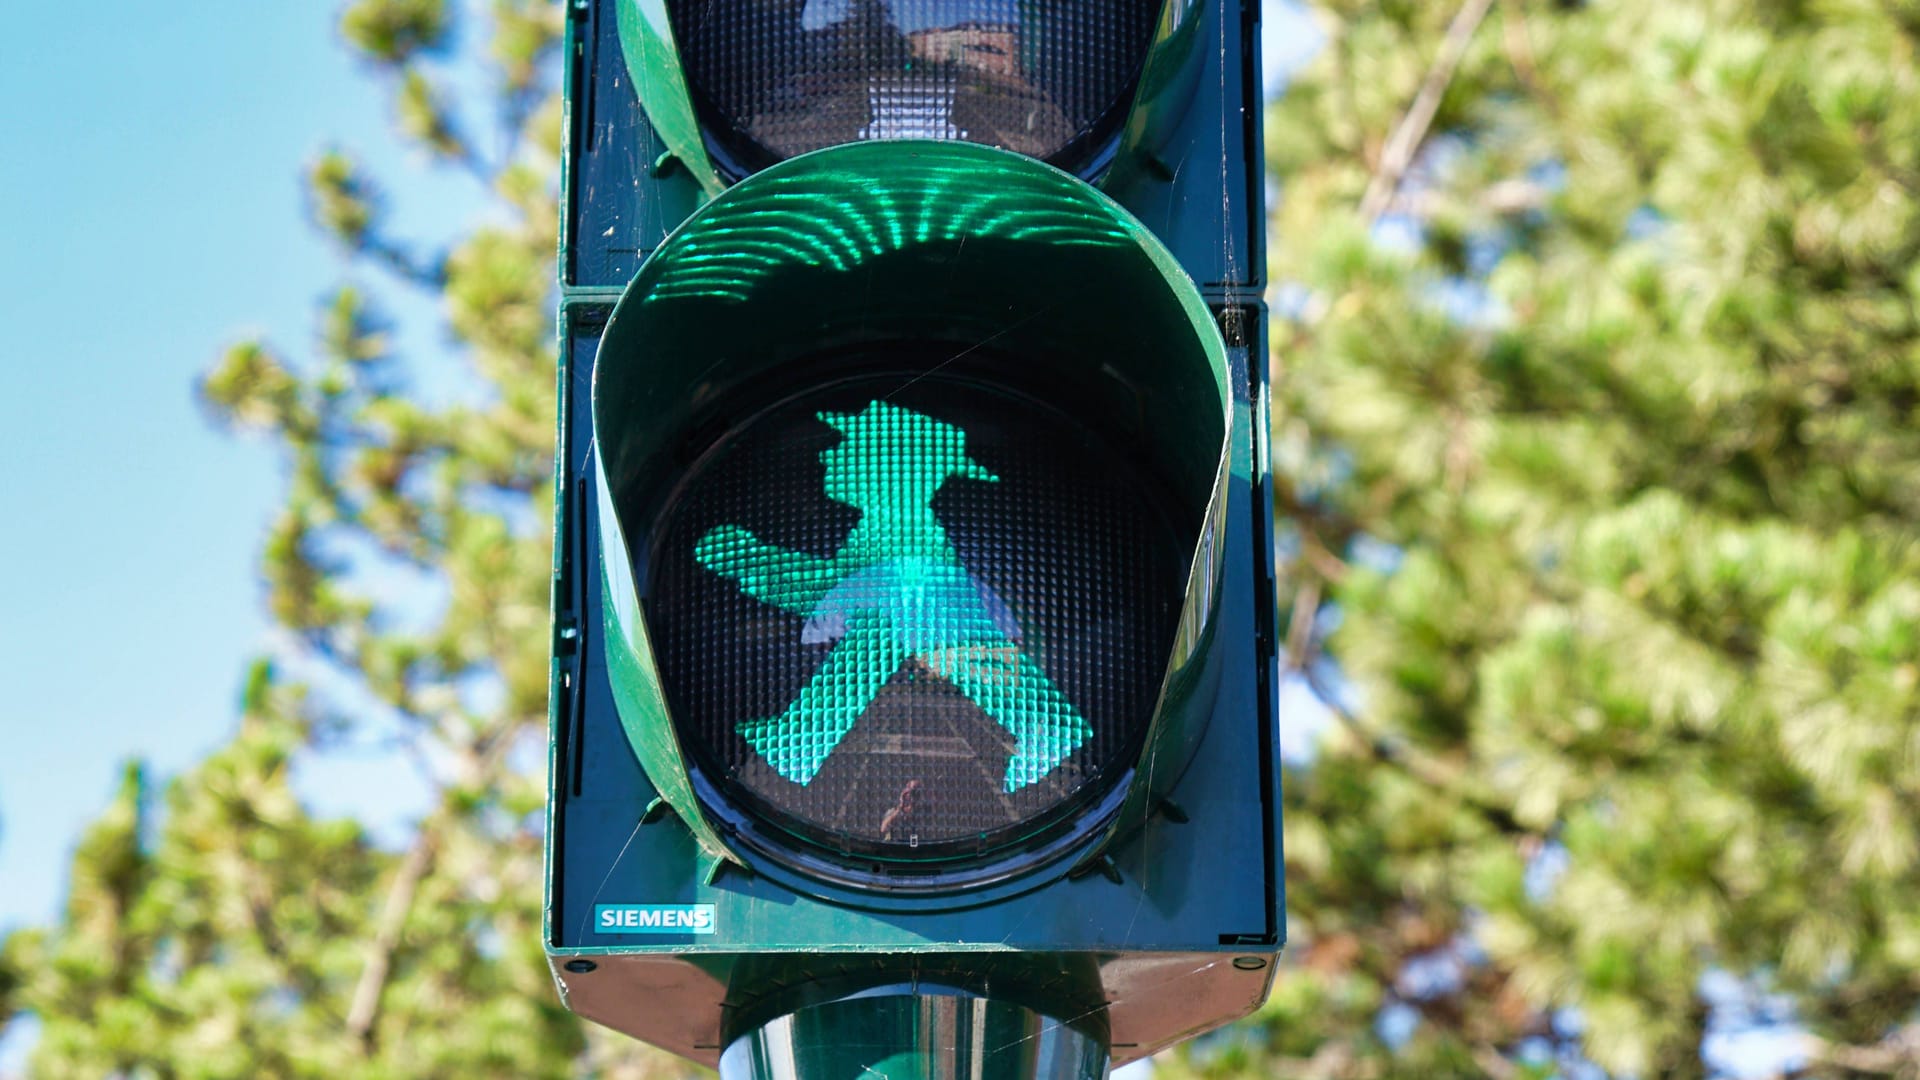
[307,150,382,251]
[1248,0,1920,1075]
[340,0,450,64]
[397,68,467,161]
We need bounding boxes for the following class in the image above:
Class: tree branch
[1500,0,1545,101]
[1292,0,1495,332]
[1358,0,1497,224]
[1471,1042,1521,1079]
[1297,660,1531,837]
[340,723,521,1055]
[344,809,443,1054]
[1804,1023,1920,1075]
[1285,578,1324,671]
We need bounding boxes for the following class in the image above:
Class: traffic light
[546,1,1277,1074]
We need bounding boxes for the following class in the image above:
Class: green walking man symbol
[694,400,1093,793]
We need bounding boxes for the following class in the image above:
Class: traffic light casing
[547,0,1277,1066]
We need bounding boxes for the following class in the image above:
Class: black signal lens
[665,0,1162,179]
[644,362,1186,877]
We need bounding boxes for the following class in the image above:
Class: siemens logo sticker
[594,904,717,935]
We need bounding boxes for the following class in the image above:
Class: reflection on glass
[666,0,1159,173]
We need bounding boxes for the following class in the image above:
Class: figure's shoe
[1001,712,1095,792]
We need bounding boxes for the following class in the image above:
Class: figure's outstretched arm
[694,524,837,615]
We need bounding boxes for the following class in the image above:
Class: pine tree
[1222,0,1920,1075]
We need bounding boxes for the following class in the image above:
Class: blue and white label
[594,903,717,935]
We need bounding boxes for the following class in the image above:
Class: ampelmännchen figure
[694,399,1092,792]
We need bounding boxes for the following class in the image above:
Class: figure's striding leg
[738,611,905,785]
[945,649,1093,792]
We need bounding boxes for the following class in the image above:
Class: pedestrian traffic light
[546,1,1277,1074]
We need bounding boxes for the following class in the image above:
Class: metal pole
[718,984,1109,1080]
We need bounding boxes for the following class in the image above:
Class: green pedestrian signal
[593,143,1228,881]
[695,401,1091,793]
[545,1,1279,1075]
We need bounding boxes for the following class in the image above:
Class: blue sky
[0,3,492,934]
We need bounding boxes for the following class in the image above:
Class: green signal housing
[546,0,1277,1071]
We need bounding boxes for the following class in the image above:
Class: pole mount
[720,984,1108,1080]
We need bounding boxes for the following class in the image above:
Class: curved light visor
[593,142,1229,884]
[665,0,1161,179]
